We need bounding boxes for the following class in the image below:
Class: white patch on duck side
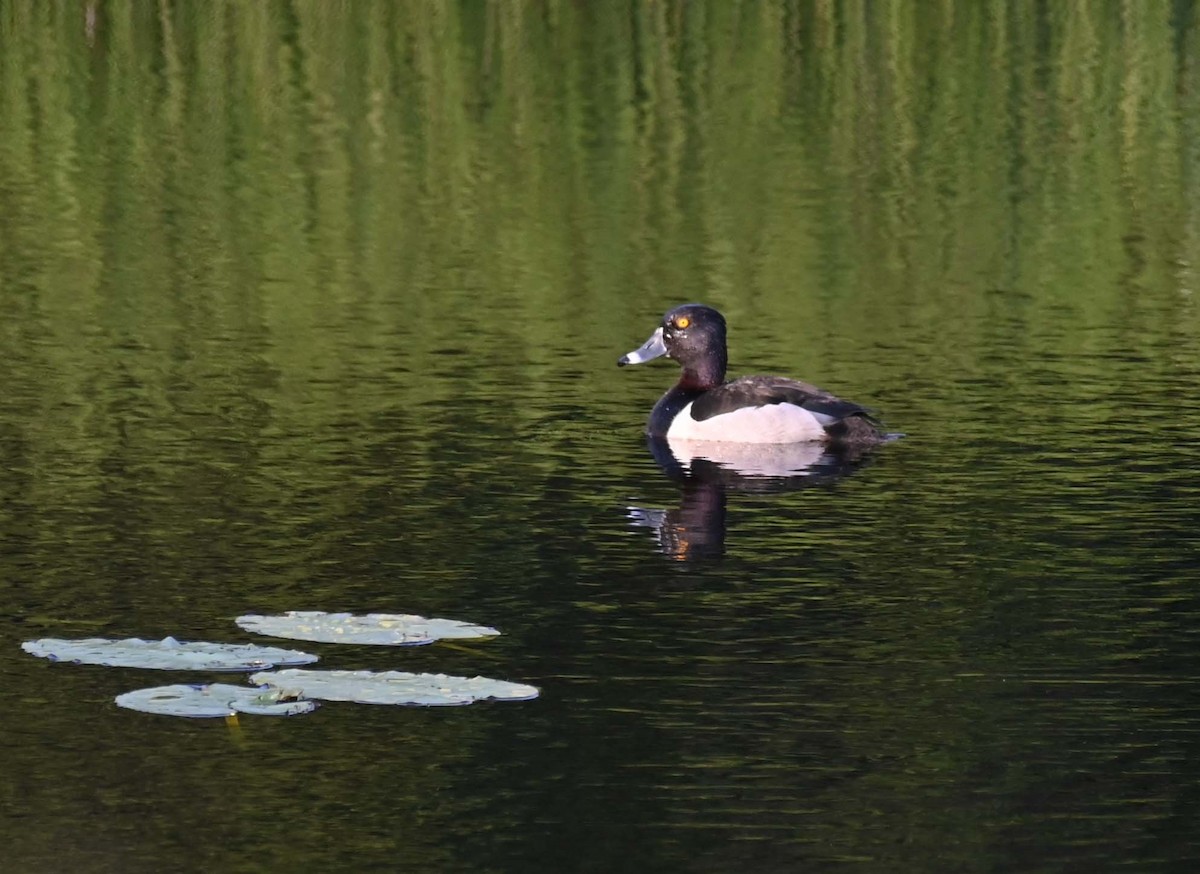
[666,401,830,444]
[667,436,833,476]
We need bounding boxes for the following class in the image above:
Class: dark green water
[4,1,1200,871]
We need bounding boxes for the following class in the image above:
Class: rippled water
[4,2,1200,871]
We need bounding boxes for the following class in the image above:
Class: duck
[617,303,885,445]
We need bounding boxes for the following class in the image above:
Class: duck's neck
[679,355,726,391]
[646,357,726,437]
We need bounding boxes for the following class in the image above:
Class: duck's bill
[617,327,668,366]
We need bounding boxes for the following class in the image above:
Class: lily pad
[249,668,539,707]
[115,683,318,718]
[21,637,318,672]
[235,611,500,646]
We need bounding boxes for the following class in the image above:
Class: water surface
[3,2,1200,871]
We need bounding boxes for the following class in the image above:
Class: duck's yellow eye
[675,316,690,329]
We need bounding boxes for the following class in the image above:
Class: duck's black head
[618,303,728,388]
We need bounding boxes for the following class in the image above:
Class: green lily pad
[21,637,318,671]
[115,683,318,718]
[249,668,539,706]
[235,611,501,646]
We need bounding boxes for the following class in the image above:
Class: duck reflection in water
[626,436,872,562]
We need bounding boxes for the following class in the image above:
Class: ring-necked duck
[618,304,885,445]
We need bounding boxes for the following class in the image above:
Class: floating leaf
[115,683,318,718]
[21,637,318,672]
[235,611,500,646]
[250,669,539,707]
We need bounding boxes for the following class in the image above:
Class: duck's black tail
[827,413,887,446]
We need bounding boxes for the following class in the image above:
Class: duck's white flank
[667,435,832,476]
[666,401,830,443]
